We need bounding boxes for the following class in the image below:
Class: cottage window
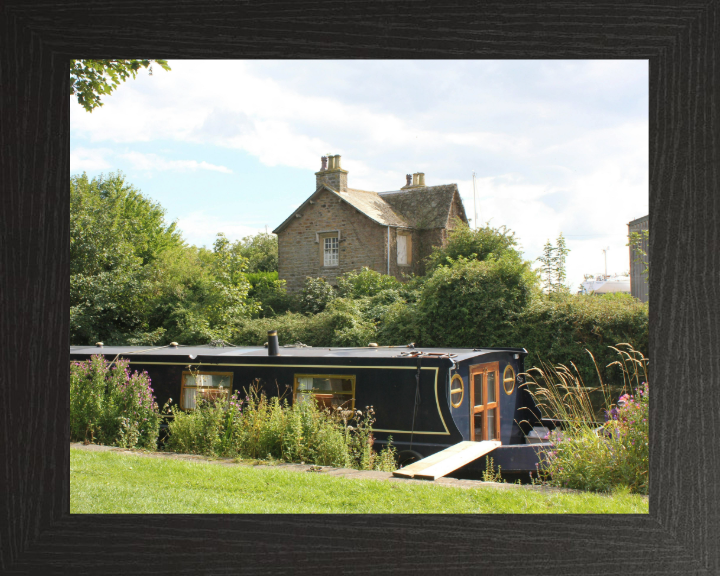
[397,232,412,266]
[294,374,355,410]
[180,371,233,410]
[323,236,339,266]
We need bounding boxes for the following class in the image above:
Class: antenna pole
[603,246,610,278]
[473,171,477,230]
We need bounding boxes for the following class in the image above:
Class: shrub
[424,221,522,274]
[525,344,649,494]
[163,383,397,471]
[417,254,536,348]
[375,300,421,346]
[299,276,336,315]
[515,292,648,390]
[238,232,278,273]
[70,355,161,449]
[247,272,297,318]
[336,267,401,298]
[230,298,377,348]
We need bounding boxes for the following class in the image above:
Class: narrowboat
[69,333,553,476]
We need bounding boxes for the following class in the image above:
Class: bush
[417,254,537,348]
[337,267,401,298]
[375,300,421,346]
[230,298,377,348]
[237,232,278,273]
[515,292,649,390]
[299,277,336,315]
[164,384,397,471]
[247,272,298,318]
[70,355,161,449]
[526,344,649,494]
[425,221,521,274]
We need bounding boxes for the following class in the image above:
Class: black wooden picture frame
[1,1,717,574]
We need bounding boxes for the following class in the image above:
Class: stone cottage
[273,155,468,292]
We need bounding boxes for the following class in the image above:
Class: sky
[70,60,649,291]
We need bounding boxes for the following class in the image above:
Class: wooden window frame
[397,231,412,266]
[503,364,516,395]
[450,373,464,408]
[469,362,501,442]
[293,373,356,410]
[319,232,339,267]
[180,371,233,410]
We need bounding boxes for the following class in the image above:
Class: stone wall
[447,192,466,228]
[277,188,464,291]
[278,189,399,292]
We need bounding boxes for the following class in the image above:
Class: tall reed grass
[522,344,649,494]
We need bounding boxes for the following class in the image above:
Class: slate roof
[379,184,466,229]
[273,183,466,233]
[340,188,409,227]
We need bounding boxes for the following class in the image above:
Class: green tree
[425,220,520,274]
[70,172,184,344]
[418,252,538,348]
[238,232,278,273]
[627,230,649,277]
[552,233,570,292]
[537,240,556,292]
[536,233,570,293]
[207,233,259,325]
[71,59,171,112]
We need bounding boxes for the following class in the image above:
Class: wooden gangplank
[392,441,501,481]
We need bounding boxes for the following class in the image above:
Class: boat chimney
[267,330,280,356]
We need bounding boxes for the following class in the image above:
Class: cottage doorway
[469,362,500,442]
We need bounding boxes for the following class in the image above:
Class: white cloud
[70,147,114,172]
[176,211,265,248]
[119,152,232,174]
[70,59,648,291]
[69,146,232,175]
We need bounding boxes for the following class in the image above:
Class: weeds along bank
[69,356,397,471]
[70,356,161,449]
[165,387,397,471]
[524,344,649,494]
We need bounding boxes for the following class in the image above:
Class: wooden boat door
[469,362,501,442]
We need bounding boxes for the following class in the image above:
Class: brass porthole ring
[503,365,515,395]
[450,374,464,408]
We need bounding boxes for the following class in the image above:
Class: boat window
[486,408,497,440]
[294,374,355,410]
[180,371,233,410]
[487,372,496,403]
[450,374,464,408]
[469,362,500,442]
[503,365,516,395]
[473,372,483,407]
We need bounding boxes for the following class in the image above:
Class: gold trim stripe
[112,360,450,436]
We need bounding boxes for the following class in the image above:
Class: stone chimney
[315,154,348,191]
[403,172,426,189]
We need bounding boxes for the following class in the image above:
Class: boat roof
[70,345,527,363]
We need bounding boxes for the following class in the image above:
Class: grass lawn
[70,448,649,514]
